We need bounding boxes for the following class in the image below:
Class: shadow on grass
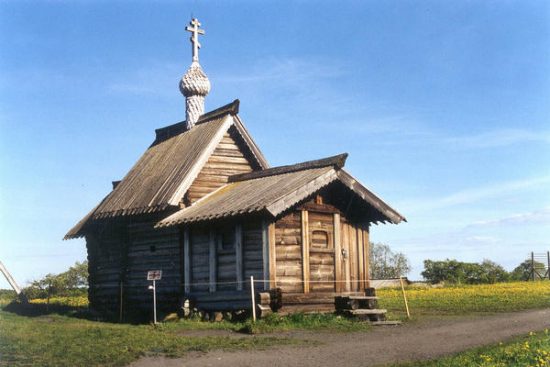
[0,300,155,324]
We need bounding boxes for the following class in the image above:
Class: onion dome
[179,61,211,98]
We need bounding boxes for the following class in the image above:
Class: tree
[369,242,411,279]
[510,259,546,281]
[422,259,510,284]
[479,259,510,283]
[23,261,88,300]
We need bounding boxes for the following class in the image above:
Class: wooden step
[347,296,378,300]
[346,309,387,315]
[370,320,402,326]
[335,296,379,310]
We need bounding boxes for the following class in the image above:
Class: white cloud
[469,207,550,228]
[444,128,550,148]
[400,175,550,213]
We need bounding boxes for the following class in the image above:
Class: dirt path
[130,308,550,367]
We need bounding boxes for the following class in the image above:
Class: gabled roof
[156,154,406,227]
[64,100,268,239]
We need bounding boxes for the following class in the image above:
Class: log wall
[125,221,181,312]
[190,225,210,293]
[86,229,124,313]
[187,128,255,203]
[186,218,265,299]
[242,219,264,291]
[271,194,371,297]
[274,212,303,293]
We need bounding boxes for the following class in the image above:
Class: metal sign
[147,270,162,281]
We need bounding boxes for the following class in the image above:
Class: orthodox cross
[186,18,205,62]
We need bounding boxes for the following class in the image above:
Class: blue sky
[1,1,549,288]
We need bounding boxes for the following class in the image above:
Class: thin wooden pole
[531,252,535,281]
[400,276,411,319]
[119,281,123,323]
[153,280,157,325]
[0,261,22,295]
[250,276,256,322]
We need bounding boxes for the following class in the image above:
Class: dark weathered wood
[235,223,243,291]
[209,229,216,293]
[183,227,190,293]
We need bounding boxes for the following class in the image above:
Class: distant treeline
[421,258,545,284]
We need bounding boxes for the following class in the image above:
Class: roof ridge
[153,99,240,144]
[228,153,348,183]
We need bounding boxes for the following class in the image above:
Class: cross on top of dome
[186,18,205,63]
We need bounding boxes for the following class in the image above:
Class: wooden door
[308,212,335,292]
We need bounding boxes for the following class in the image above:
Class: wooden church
[65,19,405,319]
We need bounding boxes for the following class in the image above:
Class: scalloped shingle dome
[180,61,211,97]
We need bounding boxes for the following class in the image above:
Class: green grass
[392,329,550,367]
[378,281,550,318]
[239,312,371,334]
[3,281,548,366]
[0,302,367,366]
[0,308,301,367]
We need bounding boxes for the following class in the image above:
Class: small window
[216,225,235,252]
[311,230,329,248]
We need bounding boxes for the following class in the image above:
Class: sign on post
[147,270,162,324]
[147,270,162,281]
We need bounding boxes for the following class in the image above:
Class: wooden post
[268,223,277,289]
[400,276,411,319]
[235,224,243,291]
[261,220,270,290]
[209,229,217,292]
[342,222,351,292]
[531,251,535,281]
[152,280,157,324]
[183,227,190,293]
[0,261,22,295]
[363,229,370,289]
[333,213,342,292]
[301,210,310,293]
[357,228,365,291]
[250,276,256,322]
[348,225,357,291]
[119,281,123,322]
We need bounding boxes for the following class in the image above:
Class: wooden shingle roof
[65,100,268,239]
[156,154,406,227]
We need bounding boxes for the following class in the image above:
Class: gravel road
[130,308,550,367]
